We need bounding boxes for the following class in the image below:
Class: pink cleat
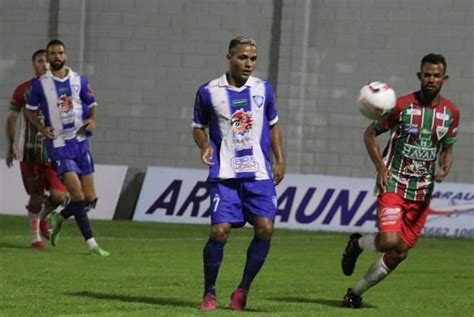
[199,293,217,311]
[39,220,51,240]
[229,288,248,311]
[31,240,44,249]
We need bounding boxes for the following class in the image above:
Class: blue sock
[203,238,226,296]
[73,201,94,240]
[59,200,82,219]
[238,238,271,291]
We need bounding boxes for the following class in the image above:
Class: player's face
[32,54,49,76]
[418,63,448,98]
[227,44,257,85]
[47,44,67,71]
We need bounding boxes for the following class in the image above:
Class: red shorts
[377,192,430,248]
[20,161,67,195]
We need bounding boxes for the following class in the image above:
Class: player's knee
[254,222,274,240]
[49,190,66,205]
[26,203,42,214]
[378,236,400,251]
[210,226,231,241]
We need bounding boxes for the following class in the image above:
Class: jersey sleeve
[265,82,278,126]
[443,104,460,144]
[25,80,41,110]
[9,84,25,112]
[80,76,97,108]
[191,88,210,128]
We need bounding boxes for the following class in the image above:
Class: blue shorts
[52,150,95,177]
[209,179,277,227]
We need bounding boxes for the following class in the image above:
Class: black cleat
[342,288,363,309]
[341,233,363,276]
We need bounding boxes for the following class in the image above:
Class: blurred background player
[25,40,109,256]
[193,36,285,311]
[4,49,67,249]
[341,53,460,308]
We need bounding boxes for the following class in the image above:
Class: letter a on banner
[145,180,182,215]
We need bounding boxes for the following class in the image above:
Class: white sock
[352,255,391,296]
[28,211,41,242]
[86,238,98,249]
[358,234,377,251]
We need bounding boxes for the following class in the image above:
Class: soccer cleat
[49,212,62,247]
[31,240,44,249]
[199,293,217,311]
[89,246,111,257]
[229,288,248,311]
[341,233,363,276]
[342,288,363,308]
[39,220,51,240]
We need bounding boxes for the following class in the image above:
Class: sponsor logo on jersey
[436,112,450,120]
[252,95,265,108]
[231,108,253,150]
[231,155,258,173]
[406,108,421,116]
[402,144,437,161]
[232,99,248,108]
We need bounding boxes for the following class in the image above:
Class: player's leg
[80,173,98,212]
[38,164,67,239]
[230,179,276,311]
[20,161,45,248]
[200,180,240,311]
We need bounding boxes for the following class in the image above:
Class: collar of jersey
[42,66,75,82]
[218,74,256,92]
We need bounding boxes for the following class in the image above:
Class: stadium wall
[0,0,472,191]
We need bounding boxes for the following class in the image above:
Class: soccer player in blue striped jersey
[193,36,285,311]
[25,40,109,256]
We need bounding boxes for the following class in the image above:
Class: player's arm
[5,110,18,167]
[24,109,55,139]
[193,127,213,166]
[270,122,285,185]
[434,143,453,182]
[84,104,96,132]
[80,78,97,132]
[364,124,390,192]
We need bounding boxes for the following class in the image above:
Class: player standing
[5,49,67,249]
[25,40,109,256]
[341,53,460,308]
[193,36,285,311]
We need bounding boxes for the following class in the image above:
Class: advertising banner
[134,167,474,238]
[0,163,127,220]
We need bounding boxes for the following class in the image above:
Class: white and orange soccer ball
[358,81,396,120]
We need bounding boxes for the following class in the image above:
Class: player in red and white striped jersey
[5,50,67,249]
[341,53,460,308]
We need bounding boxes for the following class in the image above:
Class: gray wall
[1,0,473,184]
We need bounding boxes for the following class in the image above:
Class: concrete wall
[0,0,472,184]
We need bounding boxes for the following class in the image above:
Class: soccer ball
[358,81,396,120]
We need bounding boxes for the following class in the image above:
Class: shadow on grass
[68,291,268,312]
[0,242,35,250]
[271,296,377,309]
[68,291,197,308]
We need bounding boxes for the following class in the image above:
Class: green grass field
[1,215,473,316]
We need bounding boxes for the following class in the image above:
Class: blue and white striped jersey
[192,74,279,181]
[26,67,97,160]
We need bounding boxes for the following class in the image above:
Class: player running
[341,53,460,308]
[5,49,67,249]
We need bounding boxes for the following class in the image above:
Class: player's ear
[226,53,232,61]
[443,75,449,83]
[416,72,421,80]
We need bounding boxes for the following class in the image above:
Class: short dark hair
[31,49,46,62]
[421,53,447,72]
[228,36,257,55]
[46,39,66,51]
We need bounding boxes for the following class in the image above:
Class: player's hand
[376,166,391,192]
[40,127,56,139]
[434,166,449,182]
[83,119,96,132]
[273,162,285,186]
[6,145,17,168]
[200,145,214,166]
